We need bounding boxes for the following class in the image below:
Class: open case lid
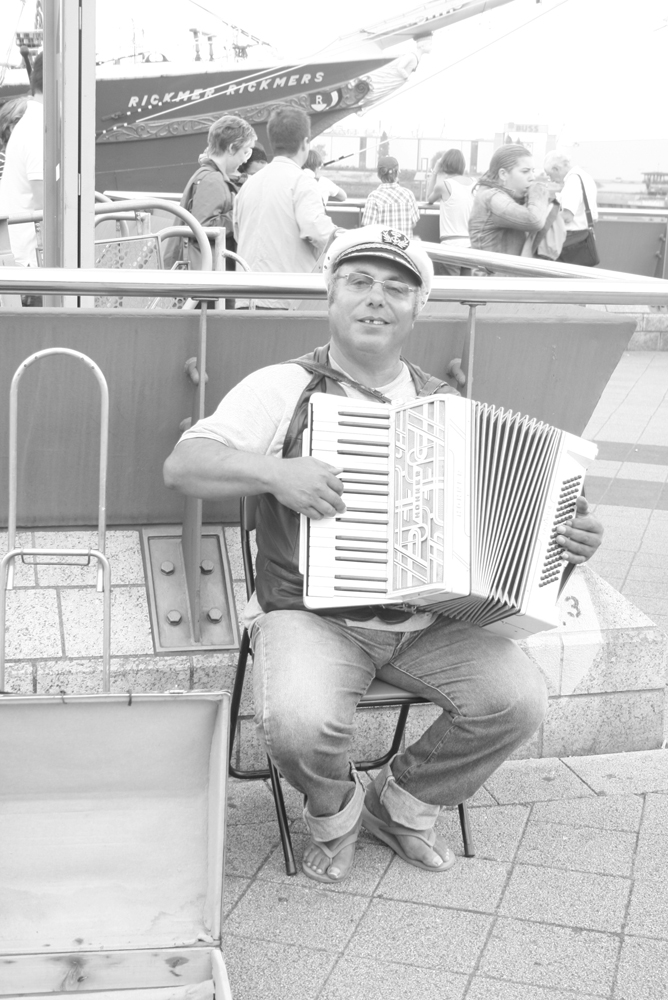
[0,692,229,956]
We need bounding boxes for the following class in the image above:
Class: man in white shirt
[544,151,598,266]
[234,107,335,309]
[0,52,43,268]
[164,226,604,887]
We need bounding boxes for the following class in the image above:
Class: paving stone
[256,829,392,897]
[36,658,104,694]
[470,785,498,806]
[640,790,668,836]
[499,863,630,931]
[110,655,191,693]
[376,855,509,913]
[3,661,33,693]
[466,978,602,1000]
[222,875,250,917]
[319,956,468,1000]
[192,651,240,699]
[436,804,530,862]
[3,588,62,658]
[478,917,619,995]
[560,626,665,696]
[350,706,405,763]
[0,530,36,586]
[223,526,245,582]
[33,529,145,586]
[517,819,638,877]
[222,934,336,1000]
[483,758,595,804]
[626,868,668,938]
[633,828,668,881]
[225,822,282,878]
[59,586,153,656]
[226,778,278,826]
[224,880,368,952]
[563,748,668,794]
[542,690,665,757]
[346,898,492,973]
[615,935,668,1000]
[530,794,643,831]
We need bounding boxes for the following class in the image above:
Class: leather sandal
[302,769,365,884]
[362,804,455,872]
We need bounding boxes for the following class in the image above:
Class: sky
[3,0,668,143]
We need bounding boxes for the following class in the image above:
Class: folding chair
[228,496,475,876]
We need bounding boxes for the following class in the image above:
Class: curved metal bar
[7,349,109,589]
[93,199,212,271]
[0,267,666,305]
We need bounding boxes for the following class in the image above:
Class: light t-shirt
[558,168,598,232]
[181,358,436,631]
[0,100,43,266]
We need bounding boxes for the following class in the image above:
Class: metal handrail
[0,267,667,306]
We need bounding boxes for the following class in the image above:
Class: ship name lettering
[273,76,286,88]
[288,74,299,85]
[314,71,324,83]
[190,88,203,101]
[128,96,139,107]
[259,77,270,90]
[150,94,160,105]
[247,81,256,92]
[301,73,311,84]
[141,94,148,105]
[176,90,191,102]
[163,92,174,103]
[204,88,215,99]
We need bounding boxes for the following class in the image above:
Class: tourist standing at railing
[544,151,599,267]
[468,144,550,257]
[362,156,420,238]
[0,52,43,270]
[163,115,256,271]
[302,150,347,206]
[236,145,268,186]
[426,148,475,275]
[234,107,336,310]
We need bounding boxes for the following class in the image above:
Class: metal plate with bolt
[142,525,240,653]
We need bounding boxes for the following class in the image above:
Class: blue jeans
[250,610,547,834]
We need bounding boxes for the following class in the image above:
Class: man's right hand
[271,458,345,519]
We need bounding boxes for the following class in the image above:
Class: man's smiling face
[327,256,420,367]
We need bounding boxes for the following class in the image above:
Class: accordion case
[0,692,232,1000]
[301,393,598,638]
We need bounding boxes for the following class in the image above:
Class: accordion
[299,392,597,638]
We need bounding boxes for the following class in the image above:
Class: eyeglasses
[335,271,418,301]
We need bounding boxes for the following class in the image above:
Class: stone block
[60,586,153,657]
[258,830,392,897]
[498,863,630,931]
[3,588,62,658]
[346,898,492,974]
[483,757,594,805]
[110,655,191,693]
[223,526,245,582]
[479,917,619,995]
[563,748,668,795]
[542,689,664,757]
[36,658,103,694]
[0,530,36,586]
[319,957,467,1000]
[377,855,509,913]
[33,529,145,586]
[222,934,336,1000]
[350,706,404,763]
[530,794,643,832]
[516,820,637,877]
[3,661,34,693]
[436,804,530,862]
[615,936,668,1000]
[192,650,239,698]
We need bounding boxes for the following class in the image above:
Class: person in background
[362,156,420,238]
[426,148,475,275]
[163,114,256,272]
[303,150,347,205]
[543,150,599,266]
[234,106,335,309]
[0,52,43,269]
[236,145,268,185]
[468,144,550,257]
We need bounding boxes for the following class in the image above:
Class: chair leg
[228,628,250,764]
[354,703,410,771]
[267,755,297,876]
[458,801,475,857]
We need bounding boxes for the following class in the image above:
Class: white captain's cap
[322,225,433,310]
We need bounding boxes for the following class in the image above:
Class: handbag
[523,200,567,260]
[558,175,599,267]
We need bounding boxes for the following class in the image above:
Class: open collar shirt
[361,181,421,237]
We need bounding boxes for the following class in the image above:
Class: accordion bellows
[300,393,597,638]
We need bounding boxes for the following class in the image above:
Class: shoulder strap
[577,174,594,229]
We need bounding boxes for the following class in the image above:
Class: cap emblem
[381,229,410,250]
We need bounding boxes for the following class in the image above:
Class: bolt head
[207,607,223,623]
[200,559,215,574]
[166,610,183,625]
[160,561,175,575]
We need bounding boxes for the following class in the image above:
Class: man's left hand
[445,358,466,390]
[555,496,603,564]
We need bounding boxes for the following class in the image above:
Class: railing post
[182,302,208,642]
[0,219,23,309]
